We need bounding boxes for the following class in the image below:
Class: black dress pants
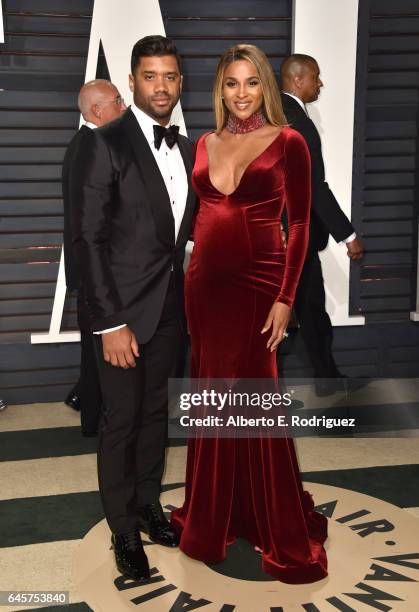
[79,330,102,433]
[69,294,103,434]
[95,277,184,535]
[293,252,340,379]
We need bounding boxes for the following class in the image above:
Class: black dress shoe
[65,392,80,411]
[138,502,179,548]
[111,531,150,581]
[345,376,370,394]
[288,399,305,410]
[315,375,370,398]
[315,378,345,397]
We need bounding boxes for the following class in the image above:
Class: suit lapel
[122,108,175,247]
[176,136,196,247]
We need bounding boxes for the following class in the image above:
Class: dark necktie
[153,124,179,150]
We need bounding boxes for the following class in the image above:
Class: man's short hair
[131,35,182,74]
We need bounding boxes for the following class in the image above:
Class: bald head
[280,54,322,104]
[78,79,126,127]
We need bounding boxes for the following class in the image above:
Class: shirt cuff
[93,324,127,335]
[343,232,356,244]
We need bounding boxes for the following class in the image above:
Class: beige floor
[0,402,80,432]
[1,540,83,609]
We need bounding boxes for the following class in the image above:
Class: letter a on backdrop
[31,0,185,344]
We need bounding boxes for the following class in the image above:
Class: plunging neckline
[203,128,284,197]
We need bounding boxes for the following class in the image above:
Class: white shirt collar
[130,103,173,147]
[84,121,97,130]
[282,92,307,114]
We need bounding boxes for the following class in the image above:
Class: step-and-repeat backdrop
[31,0,364,348]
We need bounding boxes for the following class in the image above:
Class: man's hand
[261,302,291,352]
[102,326,139,369]
[346,237,364,260]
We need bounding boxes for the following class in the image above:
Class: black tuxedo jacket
[62,124,91,291]
[70,108,196,343]
[281,93,354,254]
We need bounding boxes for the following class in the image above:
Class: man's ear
[128,73,134,93]
[91,103,101,119]
[179,74,183,93]
[294,75,303,91]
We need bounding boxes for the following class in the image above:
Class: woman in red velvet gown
[171,44,328,583]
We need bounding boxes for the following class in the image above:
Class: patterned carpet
[1,400,419,611]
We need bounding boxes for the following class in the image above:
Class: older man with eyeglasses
[63,79,126,435]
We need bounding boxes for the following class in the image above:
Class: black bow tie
[153,124,179,150]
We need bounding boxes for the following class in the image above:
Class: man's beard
[140,96,179,122]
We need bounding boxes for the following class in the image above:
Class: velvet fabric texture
[171,127,328,583]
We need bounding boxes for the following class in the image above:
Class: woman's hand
[261,302,291,352]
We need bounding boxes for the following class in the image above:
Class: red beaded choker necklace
[226,109,267,134]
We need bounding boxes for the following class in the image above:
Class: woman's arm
[276,128,311,307]
[262,129,311,351]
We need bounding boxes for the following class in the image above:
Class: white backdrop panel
[294,0,364,326]
[0,1,4,44]
[84,0,186,133]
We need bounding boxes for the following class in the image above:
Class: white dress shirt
[84,121,97,130]
[282,92,356,245]
[95,104,188,334]
[130,104,188,241]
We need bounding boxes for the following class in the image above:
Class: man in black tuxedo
[63,79,126,434]
[280,54,364,394]
[70,36,196,581]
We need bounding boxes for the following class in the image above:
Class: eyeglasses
[98,95,125,107]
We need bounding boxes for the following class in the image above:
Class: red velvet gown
[171,126,328,584]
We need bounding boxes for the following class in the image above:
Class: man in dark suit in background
[70,36,196,581]
[280,54,364,395]
[63,79,126,434]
